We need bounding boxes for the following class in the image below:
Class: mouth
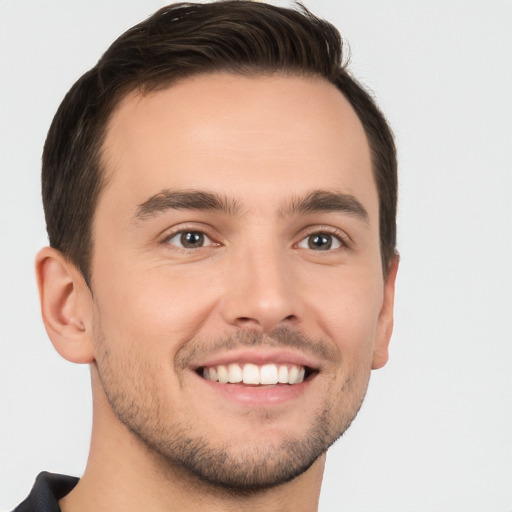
[197,362,317,386]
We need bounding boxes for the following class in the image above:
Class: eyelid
[166,231,214,248]
[160,223,221,249]
[295,225,351,249]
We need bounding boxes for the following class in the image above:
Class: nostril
[235,317,260,328]
[235,314,297,326]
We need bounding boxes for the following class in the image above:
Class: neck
[60,378,325,512]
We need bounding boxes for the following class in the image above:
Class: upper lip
[189,348,322,372]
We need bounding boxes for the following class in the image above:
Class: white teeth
[242,363,260,384]
[202,363,307,385]
[288,365,299,384]
[260,364,278,385]
[278,365,289,384]
[217,365,229,383]
[228,363,243,383]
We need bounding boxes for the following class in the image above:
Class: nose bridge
[221,234,299,331]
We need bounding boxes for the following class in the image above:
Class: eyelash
[296,225,350,252]
[162,224,218,252]
[161,225,350,252]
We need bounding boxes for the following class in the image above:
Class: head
[42,1,397,286]
[37,1,398,494]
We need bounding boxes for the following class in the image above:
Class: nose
[219,243,302,332]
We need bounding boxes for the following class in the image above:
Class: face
[88,73,395,490]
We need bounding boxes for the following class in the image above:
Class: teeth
[260,364,278,385]
[217,365,229,384]
[228,363,242,383]
[201,363,307,385]
[242,363,260,384]
[288,365,299,384]
[278,365,289,384]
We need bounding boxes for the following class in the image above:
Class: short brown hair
[42,1,397,286]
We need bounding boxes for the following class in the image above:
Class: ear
[36,247,95,364]
[372,254,399,370]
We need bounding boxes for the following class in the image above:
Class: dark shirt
[13,472,78,512]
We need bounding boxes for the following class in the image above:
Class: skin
[37,73,398,512]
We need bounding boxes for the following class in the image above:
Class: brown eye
[298,233,342,251]
[167,231,211,249]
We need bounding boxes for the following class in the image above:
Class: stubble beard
[94,328,369,493]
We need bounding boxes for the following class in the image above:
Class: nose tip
[219,252,302,333]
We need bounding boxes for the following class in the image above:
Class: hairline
[85,70,389,286]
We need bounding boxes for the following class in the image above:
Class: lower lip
[195,373,313,406]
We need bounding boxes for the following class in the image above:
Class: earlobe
[36,247,95,364]
[372,254,399,370]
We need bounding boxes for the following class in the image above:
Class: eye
[166,230,213,249]
[298,232,343,251]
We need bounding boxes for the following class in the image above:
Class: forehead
[100,73,376,218]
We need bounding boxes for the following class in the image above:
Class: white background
[1,1,511,510]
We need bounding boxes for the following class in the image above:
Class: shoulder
[13,472,79,512]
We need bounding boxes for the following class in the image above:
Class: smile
[199,363,313,385]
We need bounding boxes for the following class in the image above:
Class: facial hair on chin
[94,326,368,492]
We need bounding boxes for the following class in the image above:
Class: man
[15,1,398,511]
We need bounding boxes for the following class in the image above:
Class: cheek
[91,261,221,356]
[309,266,384,359]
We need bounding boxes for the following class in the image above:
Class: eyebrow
[133,188,369,224]
[280,190,369,223]
[133,189,242,221]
